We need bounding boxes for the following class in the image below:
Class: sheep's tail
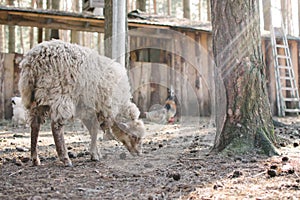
[18,57,35,110]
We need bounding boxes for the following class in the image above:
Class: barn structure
[0,6,300,120]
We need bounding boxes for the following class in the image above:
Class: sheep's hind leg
[82,115,101,161]
[30,115,41,166]
[51,121,72,167]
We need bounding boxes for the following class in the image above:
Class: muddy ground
[0,116,300,200]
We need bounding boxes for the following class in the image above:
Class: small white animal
[11,96,28,127]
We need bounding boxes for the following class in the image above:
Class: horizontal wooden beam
[0,7,105,32]
[0,6,172,33]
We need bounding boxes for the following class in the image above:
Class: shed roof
[1,6,299,41]
[0,6,211,33]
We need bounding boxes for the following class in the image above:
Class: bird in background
[145,86,177,124]
[164,86,177,124]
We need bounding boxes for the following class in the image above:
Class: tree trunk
[0,25,3,52]
[50,0,60,39]
[136,0,146,11]
[206,0,211,21]
[153,0,157,14]
[0,54,4,120]
[281,0,293,35]
[262,0,271,31]
[104,0,113,58]
[183,0,190,19]
[198,0,202,21]
[299,1,300,36]
[104,0,127,68]
[71,0,80,44]
[211,0,278,155]
[7,0,15,53]
[37,0,43,43]
[167,0,171,16]
[29,0,35,48]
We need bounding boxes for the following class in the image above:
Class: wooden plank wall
[129,30,212,117]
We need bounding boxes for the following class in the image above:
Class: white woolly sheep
[11,96,28,127]
[18,40,145,166]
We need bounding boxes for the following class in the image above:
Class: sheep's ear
[118,122,129,132]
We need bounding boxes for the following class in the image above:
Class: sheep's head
[111,119,145,156]
[11,96,23,108]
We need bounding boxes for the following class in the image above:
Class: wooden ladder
[270,26,300,117]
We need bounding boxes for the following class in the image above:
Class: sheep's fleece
[19,39,140,124]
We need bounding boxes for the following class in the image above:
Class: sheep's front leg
[82,116,101,161]
[51,121,72,167]
[31,115,41,166]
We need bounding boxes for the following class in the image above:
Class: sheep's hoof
[62,158,73,167]
[32,158,41,166]
[90,153,101,161]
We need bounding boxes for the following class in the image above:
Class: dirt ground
[0,116,300,200]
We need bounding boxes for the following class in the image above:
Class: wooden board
[3,53,15,119]
[0,53,4,119]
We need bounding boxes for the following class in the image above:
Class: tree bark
[0,54,4,120]
[50,0,60,39]
[206,0,211,21]
[37,0,43,43]
[29,0,35,48]
[299,1,300,36]
[281,0,292,35]
[136,0,146,11]
[7,0,15,53]
[262,0,271,31]
[183,0,190,19]
[71,0,80,44]
[211,0,278,155]
[153,0,157,14]
[104,0,113,58]
[0,25,3,52]
[167,0,171,16]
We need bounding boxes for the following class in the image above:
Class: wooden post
[112,0,126,67]
[206,0,211,21]
[262,0,271,31]
[37,0,43,43]
[3,54,15,119]
[290,41,298,87]
[185,32,198,116]
[199,32,210,115]
[183,0,191,19]
[153,0,157,14]
[173,34,182,119]
[0,53,4,120]
[167,0,171,16]
[263,38,276,114]
[298,41,300,92]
